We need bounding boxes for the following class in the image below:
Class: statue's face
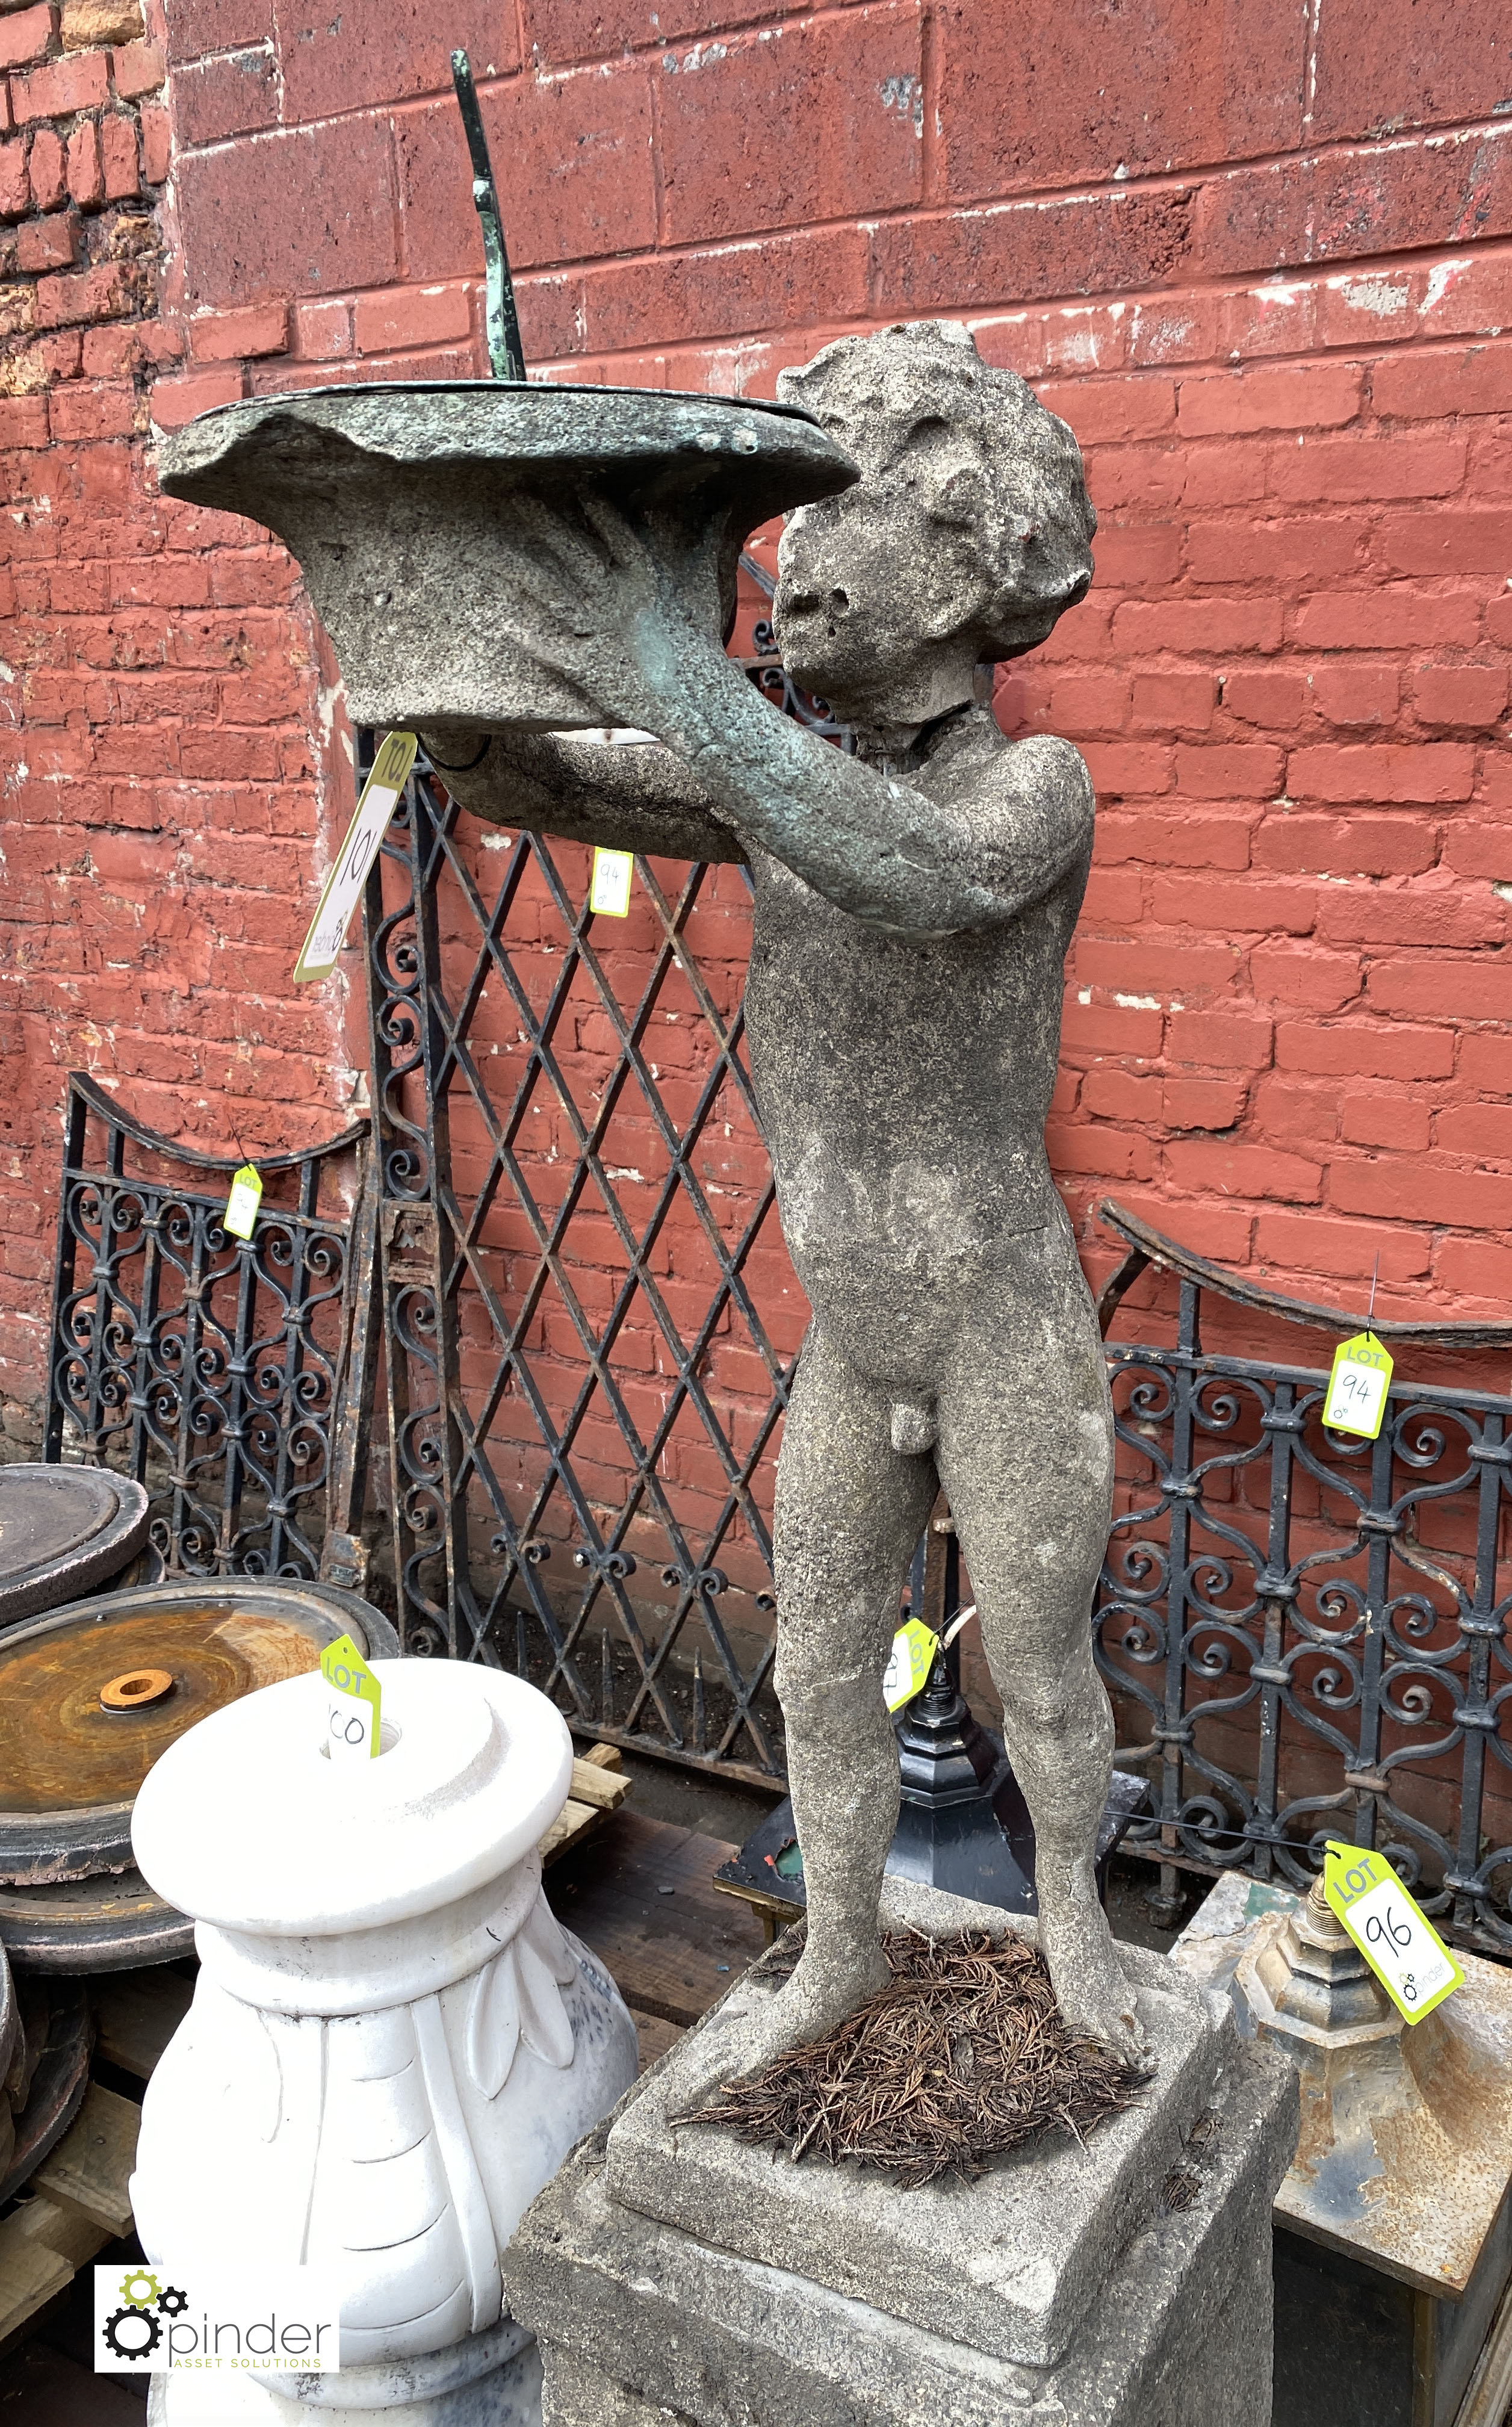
[771,400,1089,722]
[772,410,981,721]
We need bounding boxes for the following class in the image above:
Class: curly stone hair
[776,320,1097,661]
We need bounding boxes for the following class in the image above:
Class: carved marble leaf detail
[466,1945,521,2100]
[465,1892,578,2096]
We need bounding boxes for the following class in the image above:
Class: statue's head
[772,321,1095,731]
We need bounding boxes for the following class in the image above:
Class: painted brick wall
[5,0,1512,1457]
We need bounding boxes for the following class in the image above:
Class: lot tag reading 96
[321,1632,382,1762]
[1323,1330,1393,1440]
[1323,1840,1463,2023]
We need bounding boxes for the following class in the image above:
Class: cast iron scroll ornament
[423,323,1145,2081]
[1094,1200,1512,1957]
[45,1072,374,1585]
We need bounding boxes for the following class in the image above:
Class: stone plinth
[507,1883,1297,2427]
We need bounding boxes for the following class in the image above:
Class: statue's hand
[501,491,721,737]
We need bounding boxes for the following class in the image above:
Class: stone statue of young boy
[424,321,1148,2075]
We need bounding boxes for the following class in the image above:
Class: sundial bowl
[156,380,858,733]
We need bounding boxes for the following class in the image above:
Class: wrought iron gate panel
[1094,1213,1512,1957]
[362,743,798,1785]
[45,1073,369,1580]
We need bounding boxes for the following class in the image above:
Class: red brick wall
[0,0,363,1437]
[5,0,1512,1443]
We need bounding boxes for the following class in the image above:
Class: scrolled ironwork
[1095,1197,1512,1956]
[45,1073,369,1583]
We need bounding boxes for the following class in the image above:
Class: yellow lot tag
[589,847,634,917]
[1323,1330,1393,1440]
[294,730,418,983]
[321,1631,382,1762]
[223,1164,262,1241]
[1324,1841,1463,2024]
[884,1617,939,1713]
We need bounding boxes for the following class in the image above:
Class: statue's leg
[935,1221,1150,2069]
[686,1319,937,2091]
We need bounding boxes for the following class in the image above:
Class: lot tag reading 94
[321,1632,382,1762]
[1322,1330,1393,1440]
[1323,1840,1463,2024]
[589,848,634,917]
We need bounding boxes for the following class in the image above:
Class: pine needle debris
[677,1929,1141,2188]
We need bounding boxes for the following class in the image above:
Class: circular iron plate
[0,1465,151,1632]
[0,1579,398,1891]
[0,1867,194,1973]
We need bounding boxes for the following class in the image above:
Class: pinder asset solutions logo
[94,2264,341,2376]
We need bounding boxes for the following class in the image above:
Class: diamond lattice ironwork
[364,744,800,1784]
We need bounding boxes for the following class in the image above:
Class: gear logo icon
[157,2286,188,2317]
[103,2304,162,2362]
[117,2268,161,2310]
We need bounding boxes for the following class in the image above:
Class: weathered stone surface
[544,2351,690,2426]
[155,383,856,733]
[509,1945,1297,2427]
[430,326,1141,2084]
[606,1882,1227,2369]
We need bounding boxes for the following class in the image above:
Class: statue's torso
[742,720,1088,1378]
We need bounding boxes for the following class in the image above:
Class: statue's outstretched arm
[654,663,1094,938]
[417,729,745,867]
[470,499,1090,937]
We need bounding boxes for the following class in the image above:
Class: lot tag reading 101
[589,847,634,917]
[1322,1330,1394,1440]
[294,731,420,984]
[883,1617,939,1713]
[1323,1840,1463,2024]
[321,1632,382,1763]
[222,1164,262,1242]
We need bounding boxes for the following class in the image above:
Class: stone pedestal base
[507,1883,1297,2427]
[146,2325,544,2425]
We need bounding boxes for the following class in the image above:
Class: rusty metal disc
[0,1580,399,1904]
[0,1942,16,2183]
[0,1465,151,1634]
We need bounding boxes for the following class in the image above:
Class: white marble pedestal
[129,1658,638,2426]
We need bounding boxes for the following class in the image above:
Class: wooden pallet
[538,1743,632,1866]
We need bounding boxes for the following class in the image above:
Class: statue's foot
[1040,1902,1153,2075]
[678,1939,893,2106]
